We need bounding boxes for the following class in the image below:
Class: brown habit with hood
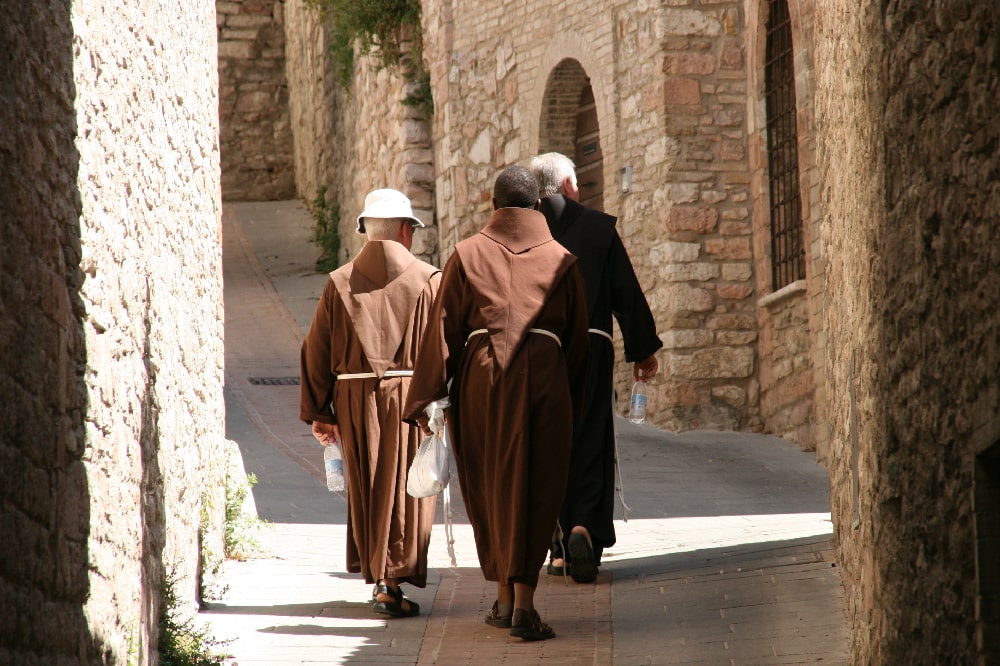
[403,207,589,587]
[300,240,441,587]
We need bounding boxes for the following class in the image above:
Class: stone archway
[538,58,605,211]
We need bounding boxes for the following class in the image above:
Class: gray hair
[529,152,577,197]
[363,217,408,240]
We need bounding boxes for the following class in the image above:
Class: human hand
[312,421,341,447]
[417,414,433,437]
[633,354,659,381]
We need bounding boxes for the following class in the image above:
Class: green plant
[198,496,228,606]
[306,186,342,273]
[402,68,433,118]
[159,568,229,666]
[224,470,270,561]
[304,0,427,93]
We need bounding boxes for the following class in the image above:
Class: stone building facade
[2,2,227,663]
[218,0,1000,662]
[420,0,774,436]
[218,0,297,200]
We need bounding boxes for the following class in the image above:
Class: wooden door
[574,83,604,211]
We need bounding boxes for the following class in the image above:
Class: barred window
[765,0,805,290]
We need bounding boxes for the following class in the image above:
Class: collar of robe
[457,209,576,371]
[480,206,554,253]
[330,240,436,378]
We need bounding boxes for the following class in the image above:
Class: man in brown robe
[403,166,589,640]
[300,188,441,619]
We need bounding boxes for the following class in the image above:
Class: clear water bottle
[628,380,647,424]
[324,445,345,492]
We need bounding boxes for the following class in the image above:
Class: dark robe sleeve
[299,279,338,425]
[609,232,663,363]
[561,261,591,424]
[402,253,467,425]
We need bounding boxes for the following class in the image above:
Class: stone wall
[1,2,226,663]
[218,0,296,200]
[0,3,93,661]
[330,49,438,266]
[421,0,761,431]
[756,283,814,444]
[816,0,1000,661]
[747,0,823,453]
[247,0,826,445]
[284,0,337,201]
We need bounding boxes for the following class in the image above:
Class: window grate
[764,0,805,290]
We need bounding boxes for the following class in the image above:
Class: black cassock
[540,194,663,564]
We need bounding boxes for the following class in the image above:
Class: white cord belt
[466,328,561,348]
[588,328,613,343]
[336,369,414,380]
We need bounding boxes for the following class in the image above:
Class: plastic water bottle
[324,445,345,492]
[628,380,647,424]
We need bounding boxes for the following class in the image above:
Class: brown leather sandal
[510,608,555,641]
[372,583,420,618]
[484,600,513,628]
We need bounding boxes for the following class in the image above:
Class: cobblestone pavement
[207,200,849,665]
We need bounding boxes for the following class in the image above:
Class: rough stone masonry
[1,2,227,663]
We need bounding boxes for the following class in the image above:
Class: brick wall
[258,0,770,436]
[417,0,761,431]
[756,283,814,444]
[747,0,823,453]
[816,0,1000,661]
[218,0,296,200]
[1,2,226,662]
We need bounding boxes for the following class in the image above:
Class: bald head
[493,165,540,209]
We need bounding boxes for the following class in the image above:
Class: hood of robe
[458,207,577,370]
[330,240,438,377]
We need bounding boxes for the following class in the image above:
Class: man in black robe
[530,152,662,583]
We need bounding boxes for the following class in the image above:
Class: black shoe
[510,608,555,641]
[567,533,598,583]
[484,600,512,628]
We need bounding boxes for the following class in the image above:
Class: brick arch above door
[537,59,605,211]
[525,31,619,215]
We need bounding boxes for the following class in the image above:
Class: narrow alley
[208,200,848,665]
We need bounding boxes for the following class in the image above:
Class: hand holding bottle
[628,379,647,424]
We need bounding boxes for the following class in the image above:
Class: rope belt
[466,327,561,347]
[588,328,613,343]
[336,369,414,380]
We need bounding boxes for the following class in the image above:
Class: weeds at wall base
[306,186,342,273]
[159,568,230,666]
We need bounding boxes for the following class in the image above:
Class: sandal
[545,557,573,576]
[546,561,571,576]
[510,608,555,641]
[484,600,512,628]
[567,532,598,584]
[372,583,420,618]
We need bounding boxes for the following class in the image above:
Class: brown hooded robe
[403,207,589,587]
[300,240,441,587]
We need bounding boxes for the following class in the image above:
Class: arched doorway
[538,58,605,211]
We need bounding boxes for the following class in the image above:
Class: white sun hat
[356,188,425,234]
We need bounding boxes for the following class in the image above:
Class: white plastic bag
[407,401,450,498]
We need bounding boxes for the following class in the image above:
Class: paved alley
[207,200,849,665]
